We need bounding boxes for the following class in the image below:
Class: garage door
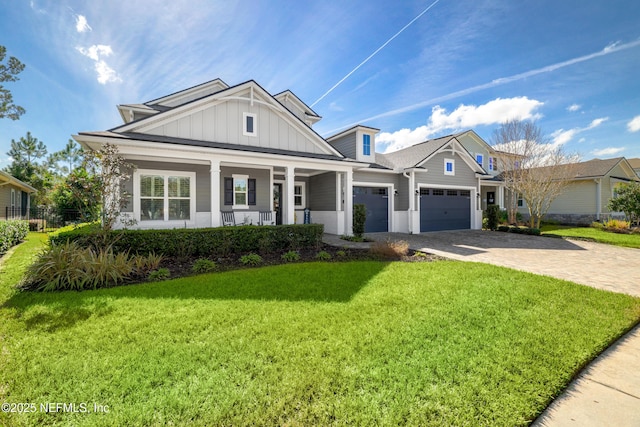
[353,187,389,232]
[420,188,471,232]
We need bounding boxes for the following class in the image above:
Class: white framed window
[243,112,257,137]
[363,134,371,156]
[134,170,196,223]
[10,189,15,208]
[233,174,249,209]
[517,194,524,207]
[489,156,494,171]
[476,154,483,167]
[294,182,306,207]
[444,158,455,176]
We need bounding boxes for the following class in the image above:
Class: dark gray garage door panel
[353,187,389,233]
[420,188,471,232]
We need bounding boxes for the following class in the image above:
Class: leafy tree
[608,182,640,227]
[52,167,101,222]
[492,120,580,229]
[0,45,26,120]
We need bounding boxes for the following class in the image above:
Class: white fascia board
[74,133,367,173]
[326,125,380,141]
[148,78,229,106]
[354,167,397,174]
[416,138,485,174]
[115,82,344,158]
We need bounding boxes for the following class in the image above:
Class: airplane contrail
[323,38,640,135]
[310,0,442,108]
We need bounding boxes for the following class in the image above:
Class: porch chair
[221,211,236,226]
[259,210,275,226]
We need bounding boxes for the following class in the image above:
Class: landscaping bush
[315,250,332,261]
[240,253,263,266]
[370,239,409,259]
[604,219,630,230]
[50,224,324,258]
[148,268,171,281]
[192,258,217,274]
[485,205,501,231]
[590,221,604,229]
[281,250,300,262]
[0,220,29,256]
[353,204,366,238]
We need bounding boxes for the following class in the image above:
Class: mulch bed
[158,243,445,281]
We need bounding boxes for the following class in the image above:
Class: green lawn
[1,234,639,426]
[541,224,640,248]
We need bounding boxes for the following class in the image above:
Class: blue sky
[1,0,639,167]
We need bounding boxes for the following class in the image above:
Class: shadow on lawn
[5,261,391,331]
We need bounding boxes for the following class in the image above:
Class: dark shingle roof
[381,134,457,169]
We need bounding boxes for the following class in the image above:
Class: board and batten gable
[456,132,498,175]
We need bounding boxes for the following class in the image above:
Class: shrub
[192,258,217,274]
[485,205,501,231]
[0,220,29,255]
[591,221,604,229]
[50,224,324,258]
[148,268,170,281]
[281,251,300,262]
[370,239,409,259]
[604,219,630,230]
[353,204,366,238]
[336,250,347,258]
[20,241,141,291]
[413,251,429,258]
[315,251,332,261]
[132,253,163,278]
[240,253,263,266]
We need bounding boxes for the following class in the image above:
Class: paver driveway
[368,230,640,297]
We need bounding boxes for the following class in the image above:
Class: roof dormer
[326,125,380,162]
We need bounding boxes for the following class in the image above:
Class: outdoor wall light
[415,189,420,195]
[394,189,399,196]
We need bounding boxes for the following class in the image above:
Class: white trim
[243,112,257,137]
[133,169,197,226]
[10,188,15,208]
[444,158,455,176]
[232,174,249,209]
[294,181,306,208]
[475,153,483,168]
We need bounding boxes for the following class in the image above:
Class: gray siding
[220,167,271,211]
[328,133,356,159]
[418,152,478,187]
[0,184,23,219]
[309,172,336,211]
[353,171,407,211]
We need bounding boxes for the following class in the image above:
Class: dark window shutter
[248,179,256,205]
[224,177,233,205]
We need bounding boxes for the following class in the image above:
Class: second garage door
[353,187,389,232]
[420,188,471,232]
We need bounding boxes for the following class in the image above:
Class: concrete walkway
[324,230,640,426]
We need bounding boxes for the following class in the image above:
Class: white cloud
[567,104,581,112]
[328,102,344,112]
[551,117,608,145]
[378,97,544,153]
[76,44,121,84]
[591,147,625,156]
[75,15,92,33]
[627,115,640,132]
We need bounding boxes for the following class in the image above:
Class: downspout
[595,178,602,221]
[403,170,415,234]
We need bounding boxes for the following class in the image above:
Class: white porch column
[210,160,221,227]
[498,185,505,209]
[335,172,342,211]
[344,169,353,235]
[285,166,295,224]
[595,178,602,220]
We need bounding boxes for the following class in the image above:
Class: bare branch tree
[492,120,580,229]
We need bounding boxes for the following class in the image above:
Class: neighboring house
[516,157,640,224]
[628,158,640,178]
[73,78,499,234]
[0,171,36,221]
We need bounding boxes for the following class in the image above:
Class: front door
[273,183,283,225]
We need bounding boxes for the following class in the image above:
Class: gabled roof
[504,157,640,181]
[273,90,321,119]
[326,125,381,142]
[77,131,359,164]
[0,171,37,193]
[628,158,640,169]
[145,78,230,107]
[381,134,457,169]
